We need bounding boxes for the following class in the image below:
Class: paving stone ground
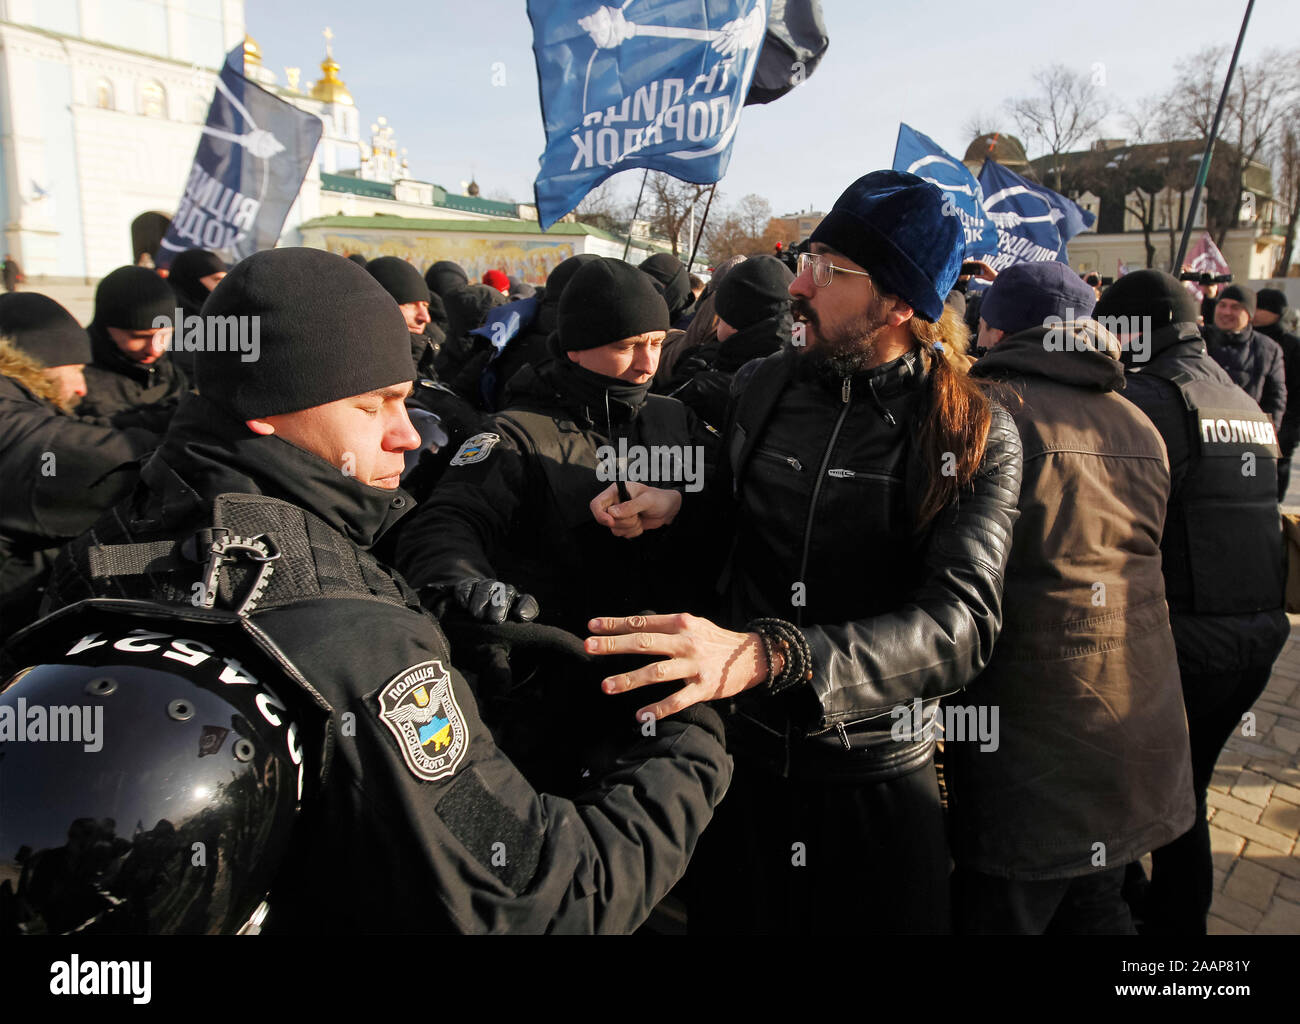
[1205,614,1300,935]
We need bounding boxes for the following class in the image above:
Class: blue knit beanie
[809,170,963,321]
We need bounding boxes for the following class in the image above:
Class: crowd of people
[0,168,1296,935]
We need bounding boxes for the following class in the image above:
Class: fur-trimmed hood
[0,339,68,411]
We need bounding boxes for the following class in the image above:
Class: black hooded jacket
[37,392,731,933]
[79,322,188,432]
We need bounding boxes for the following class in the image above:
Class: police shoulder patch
[377,661,469,782]
[450,432,501,466]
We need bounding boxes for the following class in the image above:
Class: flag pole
[687,183,718,274]
[622,169,650,261]
[1174,0,1255,270]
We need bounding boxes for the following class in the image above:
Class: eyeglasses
[797,251,873,288]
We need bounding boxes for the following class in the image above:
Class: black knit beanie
[168,248,226,314]
[639,253,692,321]
[92,265,177,330]
[425,260,469,300]
[715,255,793,330]
[1095,269,1199,329]
[558,257,669,352]
[196,248,415,419]
[368,256,431,305]
[1256,288,1287,317]
[0,292,92,367]
[347,253,369,268]
[1219,284,1256,316]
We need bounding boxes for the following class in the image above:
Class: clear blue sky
[247,0,1297,217]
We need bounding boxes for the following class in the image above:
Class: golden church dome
[310,54,354,106]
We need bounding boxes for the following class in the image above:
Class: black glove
[447,577,540,624]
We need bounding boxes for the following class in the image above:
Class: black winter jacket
[1122,323,1290,675]
[394,356,717,638]
[1205,324,1286,431]
[0,367,156,635]
[713,345,1022,779]
[37,393,732,933]
[79,323,188,432]
[666,310,789,429]
[1256,319,1300,450]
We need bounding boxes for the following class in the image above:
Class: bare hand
[585,612,769,721]
[964,259,998,282]
[589,482,682,539]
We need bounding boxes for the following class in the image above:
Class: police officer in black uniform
[1098,270,1290,935]
[394,257,715,640]
[26,248,731,934]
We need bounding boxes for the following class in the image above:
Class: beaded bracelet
[746,617,814,694]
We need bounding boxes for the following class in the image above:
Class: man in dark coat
[666,255,793,428]
[0,293,157,634]
[37,248,731,933]
[165,248,227,376]
[395,258,709,640]
[80,266,188,432]
[950,262,1194,934]
[367,256,441,379]
[1098,270,1290,934]
[1205,284,1286,432]
[1254,288,1300,499]
[580,171,1024,934]
[640,252,695,327]
[393,258,714,792]
[434,283,507,387]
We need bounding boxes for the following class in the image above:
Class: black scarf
[149,392,412,549]
[539,334,651,429]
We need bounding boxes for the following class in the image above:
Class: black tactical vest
[1142,346,1285,615]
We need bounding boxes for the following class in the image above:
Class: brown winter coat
[949,320,1195,879]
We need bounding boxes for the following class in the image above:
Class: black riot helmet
[0,600,329,935]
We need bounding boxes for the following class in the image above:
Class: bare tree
[572,178,631,235]
[703,193,779,263]
[646,173,712,256]
[1007,63,1110,191]
[1274,122,1300,276]
[1163,47,1300,247]
[962,110,1007,143]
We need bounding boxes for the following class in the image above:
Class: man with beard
[583,171,1023,934]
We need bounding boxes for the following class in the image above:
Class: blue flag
[891,124,998,258]
[974,159,1096,271]
[528,0,771,229]
[157,47,322,270]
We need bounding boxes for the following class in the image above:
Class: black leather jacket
[714,345,1023,780]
